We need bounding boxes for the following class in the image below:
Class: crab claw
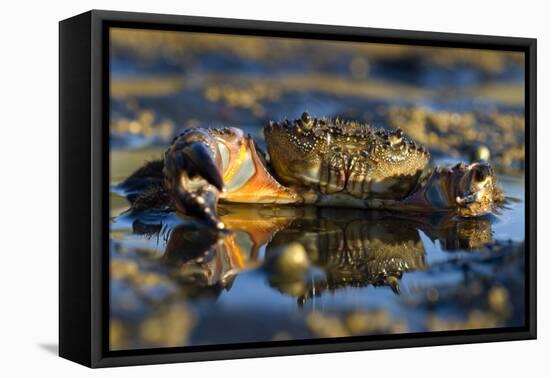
[163,129,226,230]
[453,162,501,217]
[401,161,503,217]
[180,142,225,191]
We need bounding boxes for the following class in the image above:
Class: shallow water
[108,29,526,350]
[109,153,525,349]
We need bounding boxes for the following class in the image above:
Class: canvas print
[108,27,526,351]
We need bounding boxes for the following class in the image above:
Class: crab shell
[264,113,430,201]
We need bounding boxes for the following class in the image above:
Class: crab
[121,112,503,230]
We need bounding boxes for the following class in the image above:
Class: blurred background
[109,28,525,351]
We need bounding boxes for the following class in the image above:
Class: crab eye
[395,128,404,138]
[299,112,313,131]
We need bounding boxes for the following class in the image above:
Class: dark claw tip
[184,143,224,191]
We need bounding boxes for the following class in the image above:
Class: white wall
[0,0,546,376]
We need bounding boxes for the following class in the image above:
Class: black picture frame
[59,9,537,368]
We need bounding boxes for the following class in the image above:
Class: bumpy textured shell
[264,112,430,200]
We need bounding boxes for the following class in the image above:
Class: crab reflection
[131,206,495,304]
